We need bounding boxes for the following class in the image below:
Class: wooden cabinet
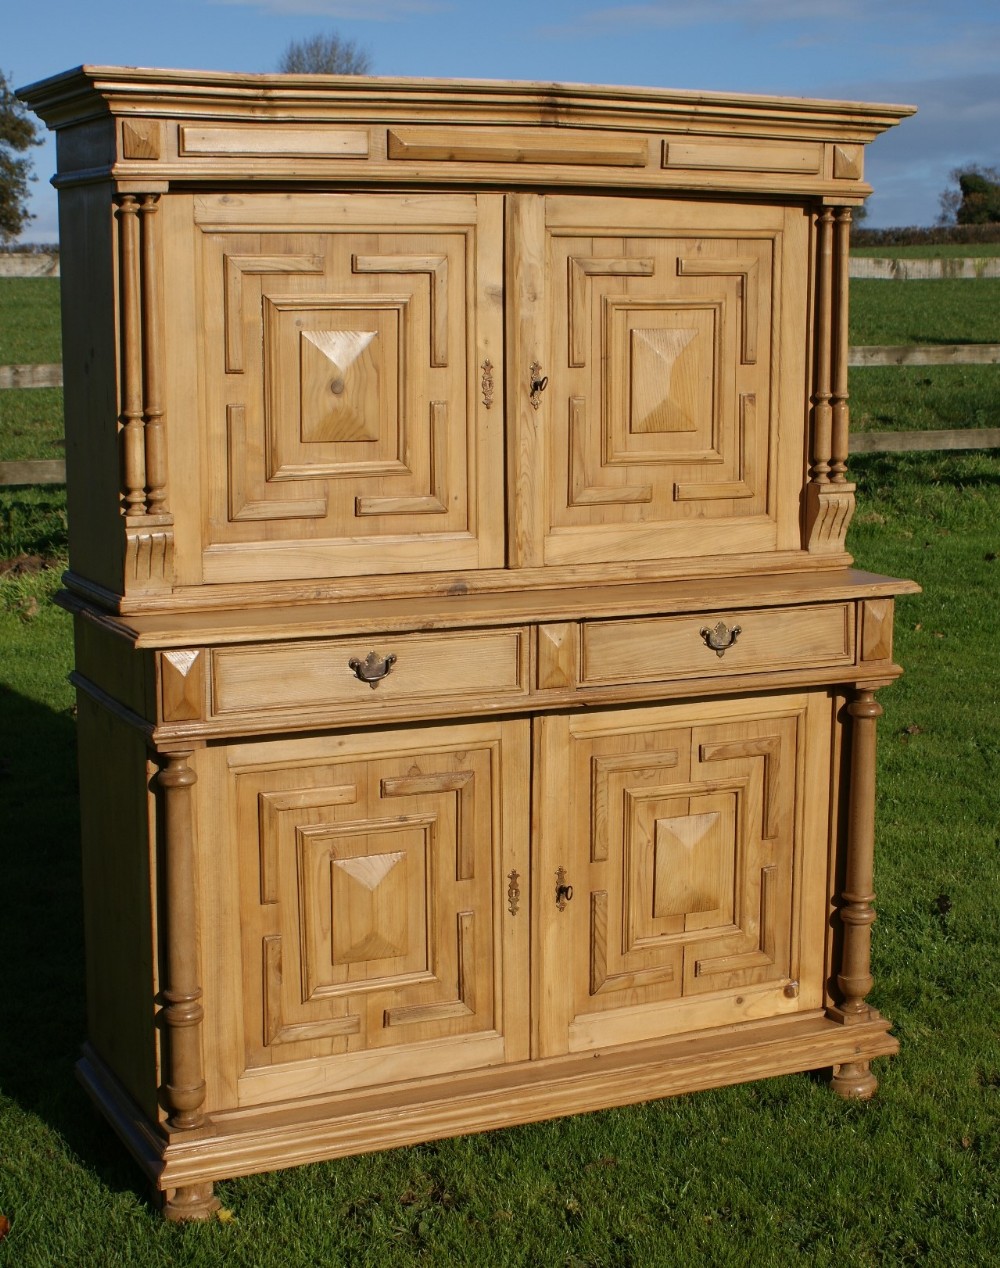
[20,67,916,1220]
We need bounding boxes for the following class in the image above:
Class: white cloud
[555,0,917,34]
[208,0,449,17]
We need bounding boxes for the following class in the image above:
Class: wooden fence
[0,252,59,278]
[2,256,999,486]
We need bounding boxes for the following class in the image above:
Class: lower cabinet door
[199,718,530,1110]
[534,693,835,1057]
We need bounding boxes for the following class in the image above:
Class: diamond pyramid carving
[300,328,380,444]
[630,327,700,434]
[653,809,724,917]
[331,849,410,963]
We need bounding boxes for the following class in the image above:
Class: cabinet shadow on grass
[0,683,144,1200]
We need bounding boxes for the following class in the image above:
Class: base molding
[78,1012,897,1199]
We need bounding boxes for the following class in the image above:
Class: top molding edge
[17,65,917,140]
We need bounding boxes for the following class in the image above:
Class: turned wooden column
[831,688,884,1099]
[805,205,856,553]
[116,194,147,517]
[139,193,167,516]
[830,207,853,483]
[155,750,218,1219]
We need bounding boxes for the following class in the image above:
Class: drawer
[581,603,854,686]
[210,627,529,720]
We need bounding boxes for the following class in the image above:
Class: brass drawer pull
[348,650,397,688]
[700,620,742,658]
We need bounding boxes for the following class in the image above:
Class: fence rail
[848,256,1000,280]
[0,363,63,389]
[0,252,60,278]
[848,343,1000,367]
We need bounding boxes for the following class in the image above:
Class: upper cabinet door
[508,194,809,573]
[169,193,505,585]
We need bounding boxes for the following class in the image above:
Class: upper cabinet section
[19,69,914,611]
[20,68,913,202]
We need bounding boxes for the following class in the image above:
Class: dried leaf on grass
[0,1213,10,1241]
[0,554,46,578]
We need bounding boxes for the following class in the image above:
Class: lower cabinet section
[75,686,899,1217]
[194,692,833,1115]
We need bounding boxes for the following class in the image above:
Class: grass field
[851,242,1000,258]
[1,264,998,1265]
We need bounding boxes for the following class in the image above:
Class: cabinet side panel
[76,694,159,1118]
[58,184,125,593]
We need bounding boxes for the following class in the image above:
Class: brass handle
[348,650,397,688]
[529,361,548,411]
[555,867,573,911]
[700,620,742,658]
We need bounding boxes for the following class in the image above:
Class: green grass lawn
[851,242,1000,258]
[0,278,62,365]
[1,267,999,1265]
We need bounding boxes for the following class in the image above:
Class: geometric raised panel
[196,197,504,580]
[699,732,782,839]
[538,700,808,1057]
[589,748,681,862]
[568,255,654,367]
[227,403,328,522]
[526,201,790,571]
[677,255,759,364]
[379,769,475,878]
[122,119,162,160]
[626,787,738,946]
[298,818,431,999]
[607,298,721,464]
[673,392,756,502]
[353,252,449,366]
[694,864,778,978]
[265,296,405,481]
[568,396,653,507]
[354,401,449,516]
[384,911,476,1027]
[224,252,325,373]
[234,726,522,1086]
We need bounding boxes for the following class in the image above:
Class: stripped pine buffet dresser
[20,67,916,1219]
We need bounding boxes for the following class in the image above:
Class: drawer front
[210,627,529,719]
[582,603,854,685]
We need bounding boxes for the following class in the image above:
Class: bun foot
[161,1182,221,1222]
[830,1060,878,1100]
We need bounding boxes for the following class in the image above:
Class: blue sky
[8,0,999,241]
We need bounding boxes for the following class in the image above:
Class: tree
[0,69,41,244]
[938,165,1000,226]
[278,33,372,76]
